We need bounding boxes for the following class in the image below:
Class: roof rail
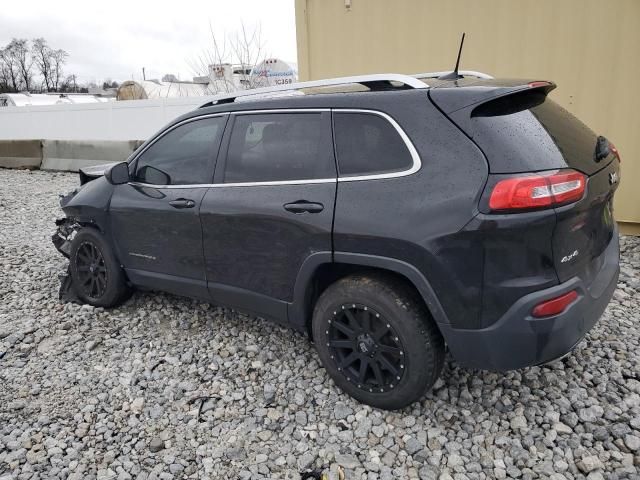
[199,73,428,108]
[413,70,494,79]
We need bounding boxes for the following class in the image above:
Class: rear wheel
[312,274,445,410]
[69,229,131,307]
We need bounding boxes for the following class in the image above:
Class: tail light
[489,169,586,212]
[609,142,621,162]
[532,290,578,318]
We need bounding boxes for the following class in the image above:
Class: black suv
[53,73,621,409]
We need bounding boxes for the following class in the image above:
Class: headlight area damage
[52,163,117,303]
[52,216,82,303]
[52,216,80,259]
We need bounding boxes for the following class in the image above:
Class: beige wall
[295,0,640,226]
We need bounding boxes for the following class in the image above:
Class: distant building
[116,80,211,101]
[117,59,298,101]
[88,86,118,98]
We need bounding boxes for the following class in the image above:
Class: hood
[79,162,119,185]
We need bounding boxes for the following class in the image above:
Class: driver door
[109,114,227,299]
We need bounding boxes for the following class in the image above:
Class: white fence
[0,96,216,141]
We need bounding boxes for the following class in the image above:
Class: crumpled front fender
[52,217,80,258]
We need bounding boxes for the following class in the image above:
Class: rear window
[467,90,599,175]
[333,112,413,177]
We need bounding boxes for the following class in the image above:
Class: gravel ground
[0,168,639,480]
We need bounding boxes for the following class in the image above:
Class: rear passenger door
[200,110,336,321]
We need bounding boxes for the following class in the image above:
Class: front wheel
[312,274,445,410]
[69,229,131,308]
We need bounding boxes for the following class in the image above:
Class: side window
[134,116,225,185]
[333,112,414,177]
[224,112,335,183]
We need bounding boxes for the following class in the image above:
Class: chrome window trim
[126,108,421,189]
[128,112,229,166]
[129,178,336,189]
[128,182,213,189]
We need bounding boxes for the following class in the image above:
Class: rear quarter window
[333,112,414,177]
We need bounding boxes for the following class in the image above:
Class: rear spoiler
[429,79,556,115]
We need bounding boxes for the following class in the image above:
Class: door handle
[169,198,196,209]
[283,201,324,214]
[284,201,324,214]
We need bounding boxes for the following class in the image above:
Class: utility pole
[142,67,146,81]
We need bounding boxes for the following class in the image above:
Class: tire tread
[69,228,131,308]
[312,272,445,409]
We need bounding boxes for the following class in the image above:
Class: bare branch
[1,39,31,91]
[32,38,52,91]
[187,21,269,93]
[51,49,69,92]
[9,39,34,91]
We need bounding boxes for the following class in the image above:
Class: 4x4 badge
[561,250,579,263]
[609,172,619,185]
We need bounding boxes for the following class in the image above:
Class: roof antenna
[439,33,466,80]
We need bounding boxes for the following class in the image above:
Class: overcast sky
[0,0,297,84]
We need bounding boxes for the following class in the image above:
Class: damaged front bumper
[52,217,82,303]
[52,217,80,258]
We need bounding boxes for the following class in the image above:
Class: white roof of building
[0,93,112,107]
[117,80,211,100]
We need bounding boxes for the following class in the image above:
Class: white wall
[0,96,215,141]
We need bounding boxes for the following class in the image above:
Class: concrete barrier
[0,140,42,169]
[0,139,144,172]
[41,140,144,171]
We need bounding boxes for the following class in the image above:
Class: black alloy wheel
[69,229,131,308]
[312,274,445,410]
[75,241,108,300]
[327,303,405,393]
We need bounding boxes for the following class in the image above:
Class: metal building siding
[295,0,640,226]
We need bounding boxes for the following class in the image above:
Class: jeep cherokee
[53,72,621,409]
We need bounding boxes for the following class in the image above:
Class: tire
[69,228,131,308]
[312,274,445,410]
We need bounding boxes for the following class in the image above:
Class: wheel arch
[69,219,129,284]
[289,252,450,337]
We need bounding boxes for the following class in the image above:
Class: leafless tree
[231,23,267,87]
[6,39,34,92]
[0,41,26,91]
[0,50,18,92]
[50,49,68,91]
[32,38,53,91]
[0,38,69,93]
[60,74,79,93]
[189,22,269,93]
[0,64,7,92]
[162,73,179,83]
[100,79,119,90]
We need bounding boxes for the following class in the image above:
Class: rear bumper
[440,230,620,371]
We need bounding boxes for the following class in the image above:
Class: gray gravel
[1,168,639,480]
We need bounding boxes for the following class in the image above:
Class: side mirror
[105,162,131,185]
